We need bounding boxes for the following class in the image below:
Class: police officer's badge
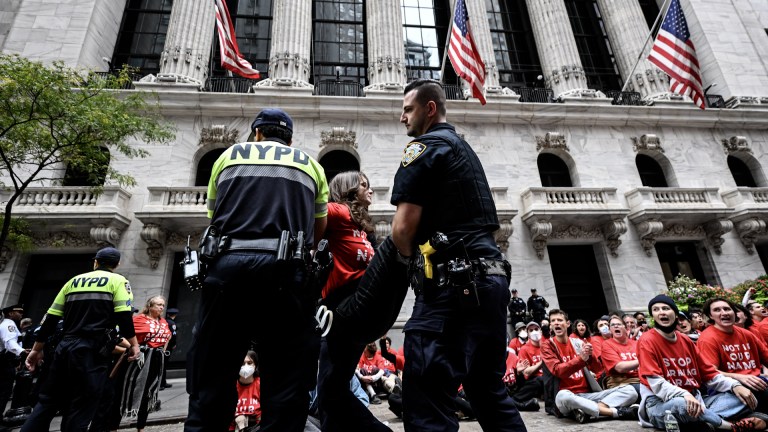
[402,142,426,167]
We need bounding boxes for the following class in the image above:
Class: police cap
[511,288,518,292]
[251,108,293,133]
[167,308,179,315]
[1,304,23,315]
[93,247,121,265]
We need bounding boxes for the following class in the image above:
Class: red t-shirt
[697,325,768,376]
[230,378,261,430]
[541,338,601,394]
[638,329,718,393]
[601,337,639,379]
[383,348,405,371]
[503,350,519,385]
[517,343,543,377]
[322,203,375,299]
[358,352,386,375]
[508,337,526,354]
[132,315,172,348]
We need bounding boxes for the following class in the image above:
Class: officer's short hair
[404,79,447,116]
[258,124,292,143]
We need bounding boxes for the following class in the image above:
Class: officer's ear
[426,100,437,117]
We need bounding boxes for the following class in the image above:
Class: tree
[0,54,175,252]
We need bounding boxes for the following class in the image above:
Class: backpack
[541,339,563,417]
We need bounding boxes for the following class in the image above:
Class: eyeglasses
[610,323,625,327]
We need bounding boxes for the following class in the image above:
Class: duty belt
[223,238,280,253]
[433,258,510,279]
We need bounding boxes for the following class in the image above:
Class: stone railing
[146,187,207,209]
[9,186,131,211]
[720,187,768,254]
[521,187,624,212]
[625,187,726,211]
[722,187,768,210]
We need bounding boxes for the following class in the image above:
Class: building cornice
[143,90,768,130]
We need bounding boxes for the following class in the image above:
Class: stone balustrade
[522,187,625,213]
[11,186,130,209]
[625,187,728,214]
[146,187,207,209]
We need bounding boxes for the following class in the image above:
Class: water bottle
[664,410,680,432]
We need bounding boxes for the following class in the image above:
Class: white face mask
[518,330,528,339]
[239,364,255,378]
[599,325,610,335]
[529,330,542,342]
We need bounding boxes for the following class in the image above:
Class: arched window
[196,149,227,186]
[63,148,110,187]
[565,0,622,91]
[211,0,273,79]
[112,0,173,75]
[636,154,668,187]
[312,0,367,85]
[538,153,572,187]
[401,0,457,83]
[319,150,359,184]
[728,155,758,187]
[486,0,542,89]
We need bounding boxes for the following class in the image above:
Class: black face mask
[655,319,678,334]
[541,325,551,337]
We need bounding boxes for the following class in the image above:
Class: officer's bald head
[404,79,447,117]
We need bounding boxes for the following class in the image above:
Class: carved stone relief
[527,220,552,259]
[535,132,569,152]
[32,232,93,248]
[735,217,767,254]
[200,125,239,147]
[704,219,734,255]
[140,224,166,269]
[320,128,357,149]
[495,220,514,255]
[721,136,751,154]
[635,219,664,256]
[631,134,664,153]
[90,225,121,248]
[601,219,628,257]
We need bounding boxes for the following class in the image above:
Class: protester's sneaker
[572,409,589,424]
[732,417,768,432]
[369,395,382,405]
[616,405,639,420]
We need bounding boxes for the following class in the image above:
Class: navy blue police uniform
[21,248,135,432]
[508,292,527,327]
[184,109,328,432]
[392,123,527,431]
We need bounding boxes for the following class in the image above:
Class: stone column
[364,0,407,94]
[464,0,505,95]
[255,0,312,91]
[596,0,669,100]
[155,0,215,88]
[525,0,596,99]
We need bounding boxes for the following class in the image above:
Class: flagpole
[438,0,457,83]
[619,0,672,93]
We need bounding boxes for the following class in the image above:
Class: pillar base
[558,89,612,105]
[253,78,313,94]
[133,81,202,92]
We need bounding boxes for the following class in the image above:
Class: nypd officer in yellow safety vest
[21,247,140,432]
[185,108,328,432]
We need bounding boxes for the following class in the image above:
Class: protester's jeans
[645,392,750,428]
[555,385,637,418]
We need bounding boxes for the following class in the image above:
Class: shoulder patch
[8,325,16,333]
[124,281,132,294]
[402,142,426,167]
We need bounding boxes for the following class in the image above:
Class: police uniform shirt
[46,269,133,337]
[390,123,501,259]
[509,297,526,315]
[0,318,23,356]
[206,139,329,247]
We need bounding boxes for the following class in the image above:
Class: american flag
[213,0,260,79]
[648,0,705,109]
[448,0,486,105]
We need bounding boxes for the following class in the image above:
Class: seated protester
[503,345,540,411]
[634,312,650,340]
[232,351,261,432]
[591,316,612,356]
[570,319,592,341]
[697,298,768,413]
[356,342,397,404]
[508,322,528,354]
[678,312,700,343]
[622,314,641,340]
[600,316,640,398]
[690,308,709,332]
[733,304,756,331]
[378,336,404,376]
[638,295,766,432]
[515,321,545,409]
[746,302,768,346]
[541,309,638,424]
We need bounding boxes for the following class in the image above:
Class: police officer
[184,108,328,432]
[527,288,549,324]
[160,307,178,389]
[21,247,140,432]
[392,79,526,431]
[508,288,527,329]
[0,304,24,422]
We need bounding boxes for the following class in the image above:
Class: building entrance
[19,254,93,324]
[547,245,609,324]
[655,242,708,285]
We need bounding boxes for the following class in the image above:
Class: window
[636,154,668,187]
[486,0,542,89]
[728,155,758,188]
[638,0,661,31]
[63,148,110,187]
[565,0,622,91]
[312,0,366,85]
[319,150,360,183]
[211,0,273,79]
[112,0,173,76]
[538,153,572,187]
[401,0,457,83]
[196,149,227,186]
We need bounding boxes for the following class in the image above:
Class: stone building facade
[1,0,768,358]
